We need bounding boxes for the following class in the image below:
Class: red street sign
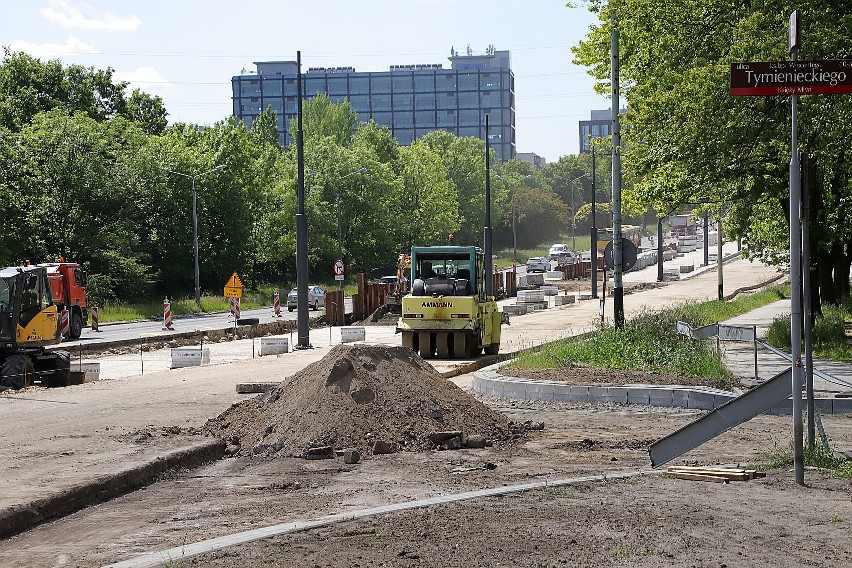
[730,60,852,96]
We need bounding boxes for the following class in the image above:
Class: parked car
[554,251,579,266]
[287,286,326,311]
[548,243,570,258]
[525,256,549,273]
[379,275,408,286]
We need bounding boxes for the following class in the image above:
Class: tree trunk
[818,246,837,306]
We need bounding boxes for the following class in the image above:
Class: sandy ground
[4,253,847,567]
[1,393,851,567]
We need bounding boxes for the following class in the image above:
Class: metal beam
[649,368,792,468]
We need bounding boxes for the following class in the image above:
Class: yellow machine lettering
[17,306,58,343]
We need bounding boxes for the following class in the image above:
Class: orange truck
[37,261,88,339]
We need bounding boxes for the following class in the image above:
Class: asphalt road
[59,298,354,347]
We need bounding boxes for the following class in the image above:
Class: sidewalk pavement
[719,298,852,398]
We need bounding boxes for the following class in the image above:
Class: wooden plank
[666,466,757,481]
[667,472,729,484]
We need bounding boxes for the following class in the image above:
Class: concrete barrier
[540,285,559,296]
[679,264,695,274]
[71,362,100,382]
[170,347,210,369]
[503,304,529,316]
[544,270,564,280]
[517,290,545,303]
[341,327,366,343]
[259,336,289,356]
[554,295,575,306]
[519,273,545,287]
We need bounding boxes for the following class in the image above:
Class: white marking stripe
[103,470,645,568]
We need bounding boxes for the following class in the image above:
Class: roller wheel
[1,354,35,390]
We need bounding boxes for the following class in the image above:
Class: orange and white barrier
[91,306,100,332]
[234,297,241,321]
[273,291,281,317]
[163,297,173,330]
[60,307,70,339]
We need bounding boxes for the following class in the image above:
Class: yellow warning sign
[223,272,243,298]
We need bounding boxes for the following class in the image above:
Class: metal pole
[571,185,576,251]
[657,217,664,282]
[611,10,624,329]
[337,185,343,291]
[484,114,493,297]
[512,187,516,263]
[295,51,311,349]
[192,176,200,305]
[703,212,709,266]
[717,212,723,300]
[790,45,804,486]
[802,151,814,448]
[591,145,598,298]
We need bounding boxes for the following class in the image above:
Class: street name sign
[731,60,852,96]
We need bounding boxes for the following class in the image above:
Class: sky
[2,0,612,162]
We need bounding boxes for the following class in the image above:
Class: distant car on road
[548,243,570,258]
[525,256,548,273]
[379,275,408,286]
[287,286,326,312]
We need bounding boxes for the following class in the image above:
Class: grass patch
[760,442,852,478]
[96,283,289,323]
[507,285,788,387]
[766,299,852,362]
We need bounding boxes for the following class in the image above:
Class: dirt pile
[205,344,512,458]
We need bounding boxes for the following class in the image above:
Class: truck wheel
[48,350,71,387]
[484,343,500,356]
[1,354,35,390]
[288,307,294,312]
[313,300,319,311]
[70,313,83,339]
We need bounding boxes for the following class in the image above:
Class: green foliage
[572,2,852,297]
[508,285,789,386]
[766,301,852,361]
[760,441,852,478]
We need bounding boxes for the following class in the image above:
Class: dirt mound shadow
[205,344,511,458]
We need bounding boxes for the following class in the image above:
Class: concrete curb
[0,439,225,539]
[474,361,852,414]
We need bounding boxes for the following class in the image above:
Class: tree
[126,89,168,135]
[573,1,852,306]
[0,50,128,131]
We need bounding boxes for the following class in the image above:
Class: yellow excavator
[0,265,70,390]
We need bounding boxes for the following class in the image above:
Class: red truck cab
[38,261,88,339]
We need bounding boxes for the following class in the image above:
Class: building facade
[232,47,515,161]
[578,108,626,153]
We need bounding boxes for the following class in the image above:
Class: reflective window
[392,75,414,93]
[414,92,435,110]
[372,75,391,94]
[327,77,347,95]
[393,93,413,111]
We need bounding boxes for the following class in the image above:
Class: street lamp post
[568,173,590,252]
[493,174,531,263]
[308,167,366,289]
[164,164,228,305]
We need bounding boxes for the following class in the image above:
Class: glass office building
[232,47,515,161]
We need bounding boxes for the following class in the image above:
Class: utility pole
[591,144,598,298]
[484,115,493,297]
[789,10,804,486]
[611,9,624,329]
[295,51,311,349]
